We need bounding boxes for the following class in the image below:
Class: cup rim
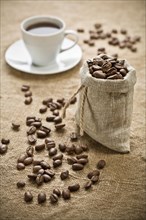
[21,15,66,37]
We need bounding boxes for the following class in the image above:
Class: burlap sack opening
[75,59,136,153]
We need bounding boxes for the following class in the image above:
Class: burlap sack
[75,58,136,153]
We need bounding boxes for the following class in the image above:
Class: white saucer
[5,38,82,75]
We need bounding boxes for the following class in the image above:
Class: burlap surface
[0,1,145,220]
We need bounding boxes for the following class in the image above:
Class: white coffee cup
[21,15,78,66]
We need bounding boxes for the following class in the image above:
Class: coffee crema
[26,22,60,35]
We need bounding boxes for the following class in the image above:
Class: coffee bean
[112,53,118,58]
[66,145,75,155]
[53,153,63,161]
[91,175,99,184]
[112,29,118,33]
[1,139,10,145]
[17,163,25,170]
[58,143,66,152]
[55,123,65,130]
[62,189,71,200]
[97,160,106,169]
[70,96,77,104]
[17,180,25,188]
[26,146,34,157]
[76,154,88,159]
[70,132,78,141]
[24,157,33,165]
[53,189,61,197]
[44,169,55,177]
[38,168,45,175]
[119,68,127,77]
[77,28,84,33]
[40,161,51,169]
[102,61,112,73]
[0,144,8,154]
[60,170,69,180]
[27,174,37,181]
[36,174,44,186]
[74,145,83,155]
[53,110,59,116]
[131,46,137,52]
[31,121,42,128]
[107,73,123,80]
[87,170,100,179]
[67,157,77,165]
[46,116,55,122]
[42,98,53,105]
[17,154,28,163]
[72,163,84,171]
[49,148,57,156]
[38,192,46,204]
[21,85,30,92]
[27,135,37,145]
[68,183,80,192]
[35,144,45,151]
[39,106,47,114]
[92,65,102,71]
[77,158,88,165]
[88,41,95,46]
[46,141,56,150]
[92,71,106,79]
[24,97,32,105]
[43,174,51,182]
[50,193,58,203]
[33,159,43,165]
[106,67,117,77]
[54,116,62,124]
[94,23,102,29]
[106,32,111,38]
[45,138,53,144]
[93,57,104,66]
[83,39,89,44]
[11,123,20,131]
[24,91,32,97]
[57,98,65,104]
[26,119,35,126]
[53,159,62,168]
[80,145,89,151]
[121,29,127,35]
[27,126,36,135]
[37,130,47,138]
[84,181,92,190]
[54,102,62,109]
[33,165,42,173]
[24,191,33,202]
[40,126,51,135]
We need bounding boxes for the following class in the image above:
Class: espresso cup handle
[60,30,78,53]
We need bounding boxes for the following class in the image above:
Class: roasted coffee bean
[77,28,84,33]
[55,123,65,130]
[26,119,35,126]
[40,126,51,135]
[24,91,32,97]
[88,41,95,46]
[17,180,26,188]
[97,160,106,169]
[27,173,37,181]
[35,144,45,151]
[17,163,25,170]
[53,110,59,116]
[21,85,30,92]
[62,189,71,200]
[87,170,100,179]
[37,130,47,138]
[50,193,58,203]
[27,126,36,135]
[45,138,53,144]
[80,145,89,151]
[26,116,36,120]
[119,42,126,49]
[53,153,63,161]
[24,191,33,202]
[92,71,106,79]
[28,135,37,145]
[68,183,80,192]
[17,154,28,163]
[44,169,55,177]
[24,157,33,165]
[94,23,102,29]
[112,53,118,58]
[39,106,47,114]
[40,161,51,169]
[106,67,117,77]
[54,116,62,124]
[83,39,89,44]
[67,157,77,165]
[33,159,43,165]
[106,32,111,38]
[53,159,62,168]
[12,123,20,131]
[102,61,112,73]
[49,148,57,156]
[53,189,61,197]
[54,102,62,109]
[107,73,123,80]
[38,169,45,175]
[70,132,78,141]
[93,57,104,66]
[91,175,99,184]
[92,65,102,71]
[31,121,42,128]
[119,68,127,76]
[58,143,66,152]
[60,170,69,180]
[1,139,10,145]
[57,98,65,104]
[77,158,88,165]
[38,192,46,204]
[0,144,8,154]
[24,97,32,105]
[33,165,42,173]
[70,97,77,104]
[26,146,34,157]
[43,174,51,182]
[36,174,44,186]
[84,181,92,190]
[46,141,56,150]
[42,98,53,105]
[131,46,137,52]
[121,29,127,35]
[112,29,118,33]
[66,145,75,155]
[46,116,55,122]
[87,59,93,66]
[90,34,98,40]
[74,145,83,155]
[76,154,88,159]
[72,163,84,171]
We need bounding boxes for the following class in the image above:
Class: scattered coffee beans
[24,191,33,202]
[23,157,33,165]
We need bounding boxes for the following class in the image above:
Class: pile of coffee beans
[0,138,10,154]
[87,54,129,80]
[21,85,33,105]
[77,22,141,52]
